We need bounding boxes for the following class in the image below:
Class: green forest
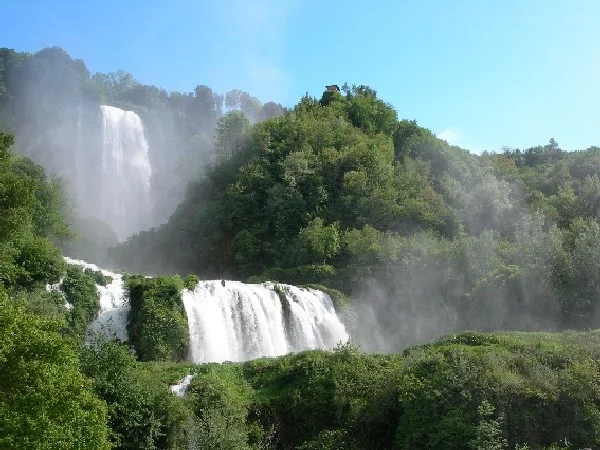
[3,46,600,449]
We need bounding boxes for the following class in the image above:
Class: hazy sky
[3,0,600,152]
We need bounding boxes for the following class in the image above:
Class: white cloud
[437,127,462,145]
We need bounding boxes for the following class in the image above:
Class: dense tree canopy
[0,293,111,449]
[0,132,68,290]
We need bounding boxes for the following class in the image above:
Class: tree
[0,133,71,290]
[81,340,188,450]
[215,111,251,159]
[346,84,397,136]
[569,220,600,324]
[468,400,507,450]
[10,155,72,242]
[393,119,433,161]
[0,133,34,240]
[90,70,139,103]
[261,101,285,120]
[298,218,341,263]
[225,89,262,122]
[0,294,111,449]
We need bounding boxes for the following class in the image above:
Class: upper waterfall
[99,105,152,240]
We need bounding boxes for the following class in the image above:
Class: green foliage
[81,340,189,450]
[345,84,398,136]
[89,69,140,104]
[10,155,72,242]
[297,429,355,449]
[258,264,337,285]
[394,331,600,449]
[187,365,253,449]
[9,49,600,448]
[0,132,71,290]
[393,119,434,161]
[0,133,33,240]
[136,330,600,450]
[110,85,450,286]
[468,400,508,450]
[216,110,251,160]
[61,265,100,338]
[302,284,350,312]
[13,287,67,318]
[108,80,600,344]
[126,275,189,361]
[0,294,111,449]
[84,267,112,286]
[14,235,66,287]
[297,218,340,263]
[183,274,199,290]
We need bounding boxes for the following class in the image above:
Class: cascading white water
[60,258,349,363]
[99,105,152,240]
[170,375,195,397]
[183,281,349,363]
[64,257,129,341]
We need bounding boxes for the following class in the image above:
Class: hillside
[3,46,600,449]
[113,84,600,350]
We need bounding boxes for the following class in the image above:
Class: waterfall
[170,375,195,397]
[99,105,152,240]
[64,257,129,342]
[62,257,349,363]
[183,281,349,363]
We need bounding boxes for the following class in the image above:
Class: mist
[0,46,285,264]
[348,168,570,353]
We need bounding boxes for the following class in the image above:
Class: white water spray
[99,105,152,240]
[183,281,349,363]
[170,375,195,397]
[64,257,129,341]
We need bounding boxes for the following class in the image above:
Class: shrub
[61,265,100,338]
[84,267,113,286]
[126,275,189,362]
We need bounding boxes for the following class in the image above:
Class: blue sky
[3,0,600,152]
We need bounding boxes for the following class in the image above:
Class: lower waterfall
[64,257,129,342]
[183,281,349,363]
[63,259,349,363]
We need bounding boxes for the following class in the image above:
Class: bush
[187,366,253,450]
[0,294,111,449]
[84,268,113,286]
[258,264,336,285]
[183,274,199,290]
[301,284,350,312]
[173,330,600,449]
[81,340,189,450]
[61,265,100,338]
[126,275,189,361]
[14,235,66,287]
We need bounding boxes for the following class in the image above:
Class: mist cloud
[437,127,461,145]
